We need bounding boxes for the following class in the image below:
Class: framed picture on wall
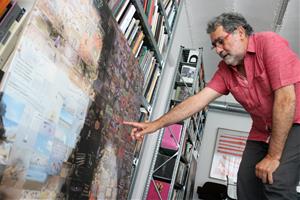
[209,128,249,182]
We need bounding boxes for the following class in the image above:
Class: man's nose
[215,46,224,54]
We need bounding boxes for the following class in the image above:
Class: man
[124,12,300,199]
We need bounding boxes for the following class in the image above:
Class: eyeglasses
[211,32,231,50]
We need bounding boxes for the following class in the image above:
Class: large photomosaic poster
[0,0,143,199]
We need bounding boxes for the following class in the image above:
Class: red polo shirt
[207,32,300,142]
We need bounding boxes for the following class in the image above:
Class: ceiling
[180,0,300,80]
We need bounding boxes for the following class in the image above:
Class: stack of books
[141,0,169,54]
[163,0,177,28]
[108,0,146,58]
[0,0,26,70]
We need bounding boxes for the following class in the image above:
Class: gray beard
[224,54,243,66]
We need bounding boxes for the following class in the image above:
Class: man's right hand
[123,121,160,141]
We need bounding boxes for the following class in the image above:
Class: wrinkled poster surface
[0,0,143,199]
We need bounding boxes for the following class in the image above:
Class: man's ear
[237,26,246,38]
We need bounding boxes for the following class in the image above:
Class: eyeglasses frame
[211,32,232,50]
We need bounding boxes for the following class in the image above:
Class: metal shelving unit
[142,46,206,200]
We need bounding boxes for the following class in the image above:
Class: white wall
[193,110,252,198]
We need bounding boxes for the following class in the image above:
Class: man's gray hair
[206,12,254,36]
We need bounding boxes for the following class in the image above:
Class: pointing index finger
[123,121,143,128]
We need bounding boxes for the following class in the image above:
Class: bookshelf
[143,46,207,200]
[107,0,182,111]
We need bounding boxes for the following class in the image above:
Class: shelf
[179,61,197,67]
[180,154,188,164]
[174,182,185,190]
[153,174,172,183]
[159,147,178,157]
[157,0,171,36]
[139,95,152,113]
[174,80,193,87]
[170,99,182,105]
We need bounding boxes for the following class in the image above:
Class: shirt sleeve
[262,33,300,90]
[207,66,230,95]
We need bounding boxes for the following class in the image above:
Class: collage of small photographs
[0,0,144,199]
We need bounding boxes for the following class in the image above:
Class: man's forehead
[210,26,226,39]
[213,26,226,34]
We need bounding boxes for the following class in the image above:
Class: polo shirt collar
[247,34,256,53]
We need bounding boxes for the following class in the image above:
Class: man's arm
[255,84,296,184]
[124,87,222,140]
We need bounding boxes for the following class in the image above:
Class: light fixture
[273,0,290,32]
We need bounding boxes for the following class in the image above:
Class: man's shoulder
[251,32,289,51]
[253,31,285,41]
[255,31,277,36]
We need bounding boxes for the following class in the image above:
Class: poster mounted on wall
[0,0,143,199]
[210,128,248,182]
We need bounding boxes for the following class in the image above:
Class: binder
[146,179,171,200]
[161,124,183,151]
[0,0,11,18]
[0,1,22,42]
[0,10,27,69]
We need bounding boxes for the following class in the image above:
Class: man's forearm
[155,95,203,128]
[268,85,296,160]
[153,87,221,129]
